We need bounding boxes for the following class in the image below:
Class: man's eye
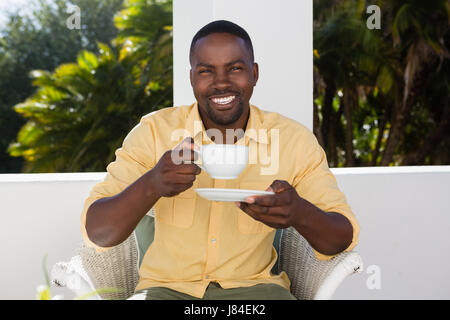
[230,67,242,71]
[199,70,211,74]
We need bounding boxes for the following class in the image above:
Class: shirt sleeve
[292,129,360,261]
[80,117,156,253]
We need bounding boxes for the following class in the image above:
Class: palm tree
[313,0,449,167]
[9,46,124,171]
[314,0,391,166]
[8,0,173,172]
[377,0,450,165]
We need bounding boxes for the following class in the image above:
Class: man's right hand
[86,137,201,248]
[148,137,201,197]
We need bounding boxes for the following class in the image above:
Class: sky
[0,0,39,29]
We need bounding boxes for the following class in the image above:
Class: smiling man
[190,30,257,139]
[81,20,359,300]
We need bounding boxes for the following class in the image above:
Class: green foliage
[3,0,448,170]
[6,0,173,172]
[0,0,124,172]
[313,0,449,166]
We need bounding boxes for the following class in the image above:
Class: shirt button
[205,275,209,279]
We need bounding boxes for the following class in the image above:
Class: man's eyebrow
[195,59,247,69]
[195,62,215,69]
[226,59,246,66]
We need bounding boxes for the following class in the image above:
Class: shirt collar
[186,102,269,146]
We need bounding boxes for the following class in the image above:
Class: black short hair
[189,20,254,64]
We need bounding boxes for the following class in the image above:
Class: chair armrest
[279,227,363,300]
[76,233,139,300]
[51,230,140,300]
[313,251,363,299]
[50,254,100,300]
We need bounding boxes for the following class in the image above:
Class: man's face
[190,33,258,127]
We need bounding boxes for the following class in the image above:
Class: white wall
[0,173,105,300]
[1,167,449,299]
[331,166,450,300]
[173,0,313,130]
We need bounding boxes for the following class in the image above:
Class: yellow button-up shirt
[80,102,359,298]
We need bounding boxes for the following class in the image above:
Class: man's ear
[252,62,259,86]
[190,69,193,87]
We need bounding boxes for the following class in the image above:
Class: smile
[210,95,236,105]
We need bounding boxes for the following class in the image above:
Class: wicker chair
[51,221,363,300]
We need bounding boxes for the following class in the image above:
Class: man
[81,20,359,300]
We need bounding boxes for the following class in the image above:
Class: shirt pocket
[237,181,275,234]
[156,182,197,229]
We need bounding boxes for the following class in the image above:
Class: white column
[173,0,313,130]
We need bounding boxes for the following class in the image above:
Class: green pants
[134,282,296,300]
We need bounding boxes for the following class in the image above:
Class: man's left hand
[235,180,305,229]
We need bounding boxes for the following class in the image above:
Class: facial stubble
[203,96,245,126]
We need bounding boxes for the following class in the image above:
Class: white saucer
[194,188,274,202]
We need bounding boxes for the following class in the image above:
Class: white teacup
[194,144,248,179]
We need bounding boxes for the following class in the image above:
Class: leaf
[54,63,82,79]
[402,43,420,106]
[74,287,124,300]
[14,101,48,117]
[17,121,43,146]
[376,66,393,94]
[77,50,99,72]
[392,4,412,46]
[97,42,115,64]
[42,253,50,288]
[8,142,29,157]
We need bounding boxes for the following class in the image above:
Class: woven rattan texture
[78,234,139,300]
[279,227,353,300]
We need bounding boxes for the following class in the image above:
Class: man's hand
[148,137,201,197]
[235,180,305,229]
[235,179,354,256]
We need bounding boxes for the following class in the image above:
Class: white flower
[36,285,51,300]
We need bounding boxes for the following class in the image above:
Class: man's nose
[213,70,232,91]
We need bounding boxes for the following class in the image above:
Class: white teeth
[211,95,236,105]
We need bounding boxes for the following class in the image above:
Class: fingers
[235,180,295,227]
[172,137,200,165]
[236,201,263,219]
[236,201,287,228]
[245,194,283,207]
[173,137,196,151]
[175,163,201,175]
[243,181,291,207]
[171,148,197,164]
[158,167,197,196]
[239,201,284,216]
[241,181,289,203]
[154,139,202,197]
[269,180,291,194]
[172,174,196,185]
[164,181,195,197]
[173,137,200,154]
